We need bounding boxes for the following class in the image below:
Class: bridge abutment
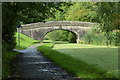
[76,38,80,44]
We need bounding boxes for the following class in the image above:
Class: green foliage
[2,2,60,51]
[15,32,40,50]
[3,2,120,51]
[65,2,97,22]
[96,2,120,45]
[46,30,76,43]
[2,2,17,50]
[3,2,119,51]
[97,2,119,31]
[37,43,117,78]
[45,2,119,46]
[82,26,120,46]
[46,2,97,22]
[45,2,73,21]
[2,51,20,79]
[68,32,76,43]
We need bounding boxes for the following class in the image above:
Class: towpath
[12,44,80,80]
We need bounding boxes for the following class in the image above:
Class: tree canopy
[2,2,61,50]
[2,2,120,51]
[45,2,119,45]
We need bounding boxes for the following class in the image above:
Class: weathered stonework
[20,21,98,43]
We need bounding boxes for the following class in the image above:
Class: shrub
[82,26,119,46]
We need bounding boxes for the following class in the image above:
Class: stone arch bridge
[20,21,98,43]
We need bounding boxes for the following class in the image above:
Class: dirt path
[12,44,80,80]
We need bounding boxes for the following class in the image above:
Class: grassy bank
[2,33,40,79]
[2,50,20,79]
[53,44,118,78]
[15,32,40,50]
[37,43,117,79]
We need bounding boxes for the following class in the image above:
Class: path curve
[12,44,80,80]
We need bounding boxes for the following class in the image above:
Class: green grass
[53,43,119,78]
[43,40,69,44]
[15,32,40,49]
[2,50,20,78]
[37,43,118,79]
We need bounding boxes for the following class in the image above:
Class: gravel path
[12,44,80,80]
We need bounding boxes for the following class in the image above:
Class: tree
[2,2,61,50]
[47,30,76,43]
[96,2,120,45]
[65,2,97,22]
[45,2,73,21]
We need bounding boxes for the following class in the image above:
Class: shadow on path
[11,44,80,80]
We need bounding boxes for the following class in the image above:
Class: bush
[47,30,77,43]
[82,26,120,46]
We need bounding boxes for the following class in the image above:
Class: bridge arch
[42,29,78,43]
[21,21,98,43]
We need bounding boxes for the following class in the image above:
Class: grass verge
[53,43,119,78]
[15,32,40,50]
[37,43,118,79]
[43,40,69,44]
[2,50,20,79]
[2,33,40,79]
